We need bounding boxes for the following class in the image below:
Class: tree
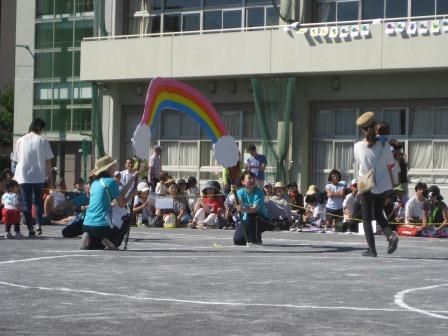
[0,84,14,146]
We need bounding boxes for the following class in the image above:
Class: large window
[125,0,278,34]
[34,5,93,133]
[312,103,448,190]
[315,0,448,22]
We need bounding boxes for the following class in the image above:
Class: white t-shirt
[13,132,54,184]
[325,183,345,210]
[1,192,20,210]
[343,193,358,215]
[134,194,156,220]
[405,196,428,221]
[354,141,395,194]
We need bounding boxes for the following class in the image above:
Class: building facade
[15,0,448,195]
[14,0,95,184]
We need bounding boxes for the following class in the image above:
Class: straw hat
[356,111,375,128]
[274,182,285,189]
[305,185,318,195]
[91,155,117,176]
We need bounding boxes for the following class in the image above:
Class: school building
[13,0,448,194]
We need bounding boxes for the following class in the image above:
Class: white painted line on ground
[0,280,422,313]
[394,284,448,320]
[1,280,448,316]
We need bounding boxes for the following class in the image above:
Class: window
[54,20,74,48]
[35,52,53,79]
[55,0,74,15]
[74,20,94,46]
[37,0,54,17]
[182,13,200,31]
[75,0,94,12]
[385,0,408,18]
[411,0,435,17]
[183,0,202,9]
[223,10,242,29]
[437,0,448,14]
[266,7,278,25]
[164,13,181,32]
[34,83,53,106]
[72,109,92,131]
[313,103,448,187]
[362,0,385,19]
[53,50,73,78]
[52,109,72,132]
[246,7,264,27]
[337,0,359,21]
[317,2,336,22]
[204,10,223,30]
[150,16,162,33]
[36,23,54,49]
[165,0,182,10]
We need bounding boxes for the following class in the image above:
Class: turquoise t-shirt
[237,187,269,221]
[84,178,120,227]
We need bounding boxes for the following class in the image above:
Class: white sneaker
[4,232,12,239]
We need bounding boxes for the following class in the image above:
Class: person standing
[354,112,399,257]
[148,146,162,192]
[245,144,267,189]
[12,118,54,237]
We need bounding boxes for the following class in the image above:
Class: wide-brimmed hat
[305,185,318,195]
[356,111,375,128]
[202,180,221,194]
[91,155,117,176]
[274,182,285,189]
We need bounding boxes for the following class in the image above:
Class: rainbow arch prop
[132,77,239,168]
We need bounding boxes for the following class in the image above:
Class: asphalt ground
[0,226,447,336]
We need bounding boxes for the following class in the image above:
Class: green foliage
[0,84,14,146]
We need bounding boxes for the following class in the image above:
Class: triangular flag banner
[360,23,370,36]
[407,22,417,34]
[329,26,339,37]
[396,22,406,33]
[340,26,349,37]
[385,22,395,34]
[310,27,319,37]
[431,20,441,33]
[350,25,360,37]
[319,26,329,37]
[442,19,448,32]
[419,21,429,33]
[297,27,308,34]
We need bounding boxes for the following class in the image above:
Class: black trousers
[83,224,129,249]
[233,214,269,245]
[360,191,393,252]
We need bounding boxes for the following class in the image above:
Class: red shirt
[202,196,224,214]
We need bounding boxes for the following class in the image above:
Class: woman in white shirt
[354,112,399,257]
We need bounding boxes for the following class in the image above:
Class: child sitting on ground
[133,182,156,227]
[223,184,240,229]
[189,181,224,229]
[302,192,326,228]
[186,176,200,210]
[1,180,23,239]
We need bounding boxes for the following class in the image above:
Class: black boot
[362,249,378,257]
